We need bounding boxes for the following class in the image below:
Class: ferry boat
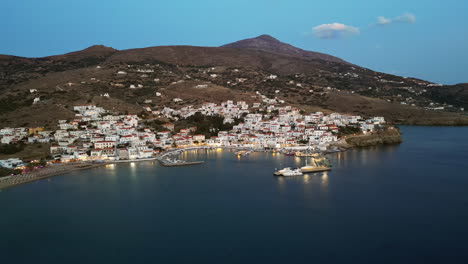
[300,156,332,173]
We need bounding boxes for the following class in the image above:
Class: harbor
[0,145,338,190]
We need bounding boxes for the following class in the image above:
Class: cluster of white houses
[0,101,386,167]
[156,100,385,150]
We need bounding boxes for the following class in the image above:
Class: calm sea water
[1,126,468,263]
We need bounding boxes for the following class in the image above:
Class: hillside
[0,35,467,128]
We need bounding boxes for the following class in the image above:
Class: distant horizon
[2,0,467,85]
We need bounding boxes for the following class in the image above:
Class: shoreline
[0,147,260,191]
[0,133,400,191]
[0,157,165,191]
[0,163,106,191]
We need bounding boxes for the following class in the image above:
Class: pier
[157,158,204,167]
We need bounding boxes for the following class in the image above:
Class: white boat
[282,168,303,177]
[274,167,303,176]
[273,167,292,176]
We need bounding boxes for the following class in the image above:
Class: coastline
[0,147,264,190]
[346,128,402,148]
[0,163,106,191]
[0,131,402,191]
[0,157,165,191]
[330,128,402,149]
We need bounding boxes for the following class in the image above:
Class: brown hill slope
[104,45,351,76]
[0,35,467,128]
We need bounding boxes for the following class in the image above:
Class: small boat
[273,167,292,176]
[236,150,251,156]
[284,152,295,156]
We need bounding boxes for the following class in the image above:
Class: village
[0,94,387,175]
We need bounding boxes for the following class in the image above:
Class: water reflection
[321,172,328,189]
[276,176,285,185]
[129,162,137,180]
[294,156,302,167]
[303,174,310,184]
[104,164,117,178]
[105,164,115,169]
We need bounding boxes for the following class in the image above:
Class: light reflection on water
[321,171,328,189]
[303,174,310,184]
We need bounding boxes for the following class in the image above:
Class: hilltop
[222,34,349,64]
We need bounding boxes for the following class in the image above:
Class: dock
[157,159,204,167]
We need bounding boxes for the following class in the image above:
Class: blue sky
[1,0,467,84]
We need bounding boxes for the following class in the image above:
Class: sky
[1,0,467,84]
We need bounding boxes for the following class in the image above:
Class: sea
[1,126,468,263]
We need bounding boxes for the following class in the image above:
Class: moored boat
[273,167,292,176]
[273,167,303,176]
[300,156,332,173]
[235,150,251,156]
[282,168,303,177]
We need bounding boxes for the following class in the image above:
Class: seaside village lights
[0,98,385,166]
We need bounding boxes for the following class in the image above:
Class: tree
[338,125,361,136]
[0,143,24,155]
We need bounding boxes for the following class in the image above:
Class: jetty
[157,158,204,167]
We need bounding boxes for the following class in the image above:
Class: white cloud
[376,13,416,25]
[312,23,360,39]
[394,13,416,23]
[377,16,391,25]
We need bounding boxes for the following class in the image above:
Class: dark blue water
[1,126,468,263]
